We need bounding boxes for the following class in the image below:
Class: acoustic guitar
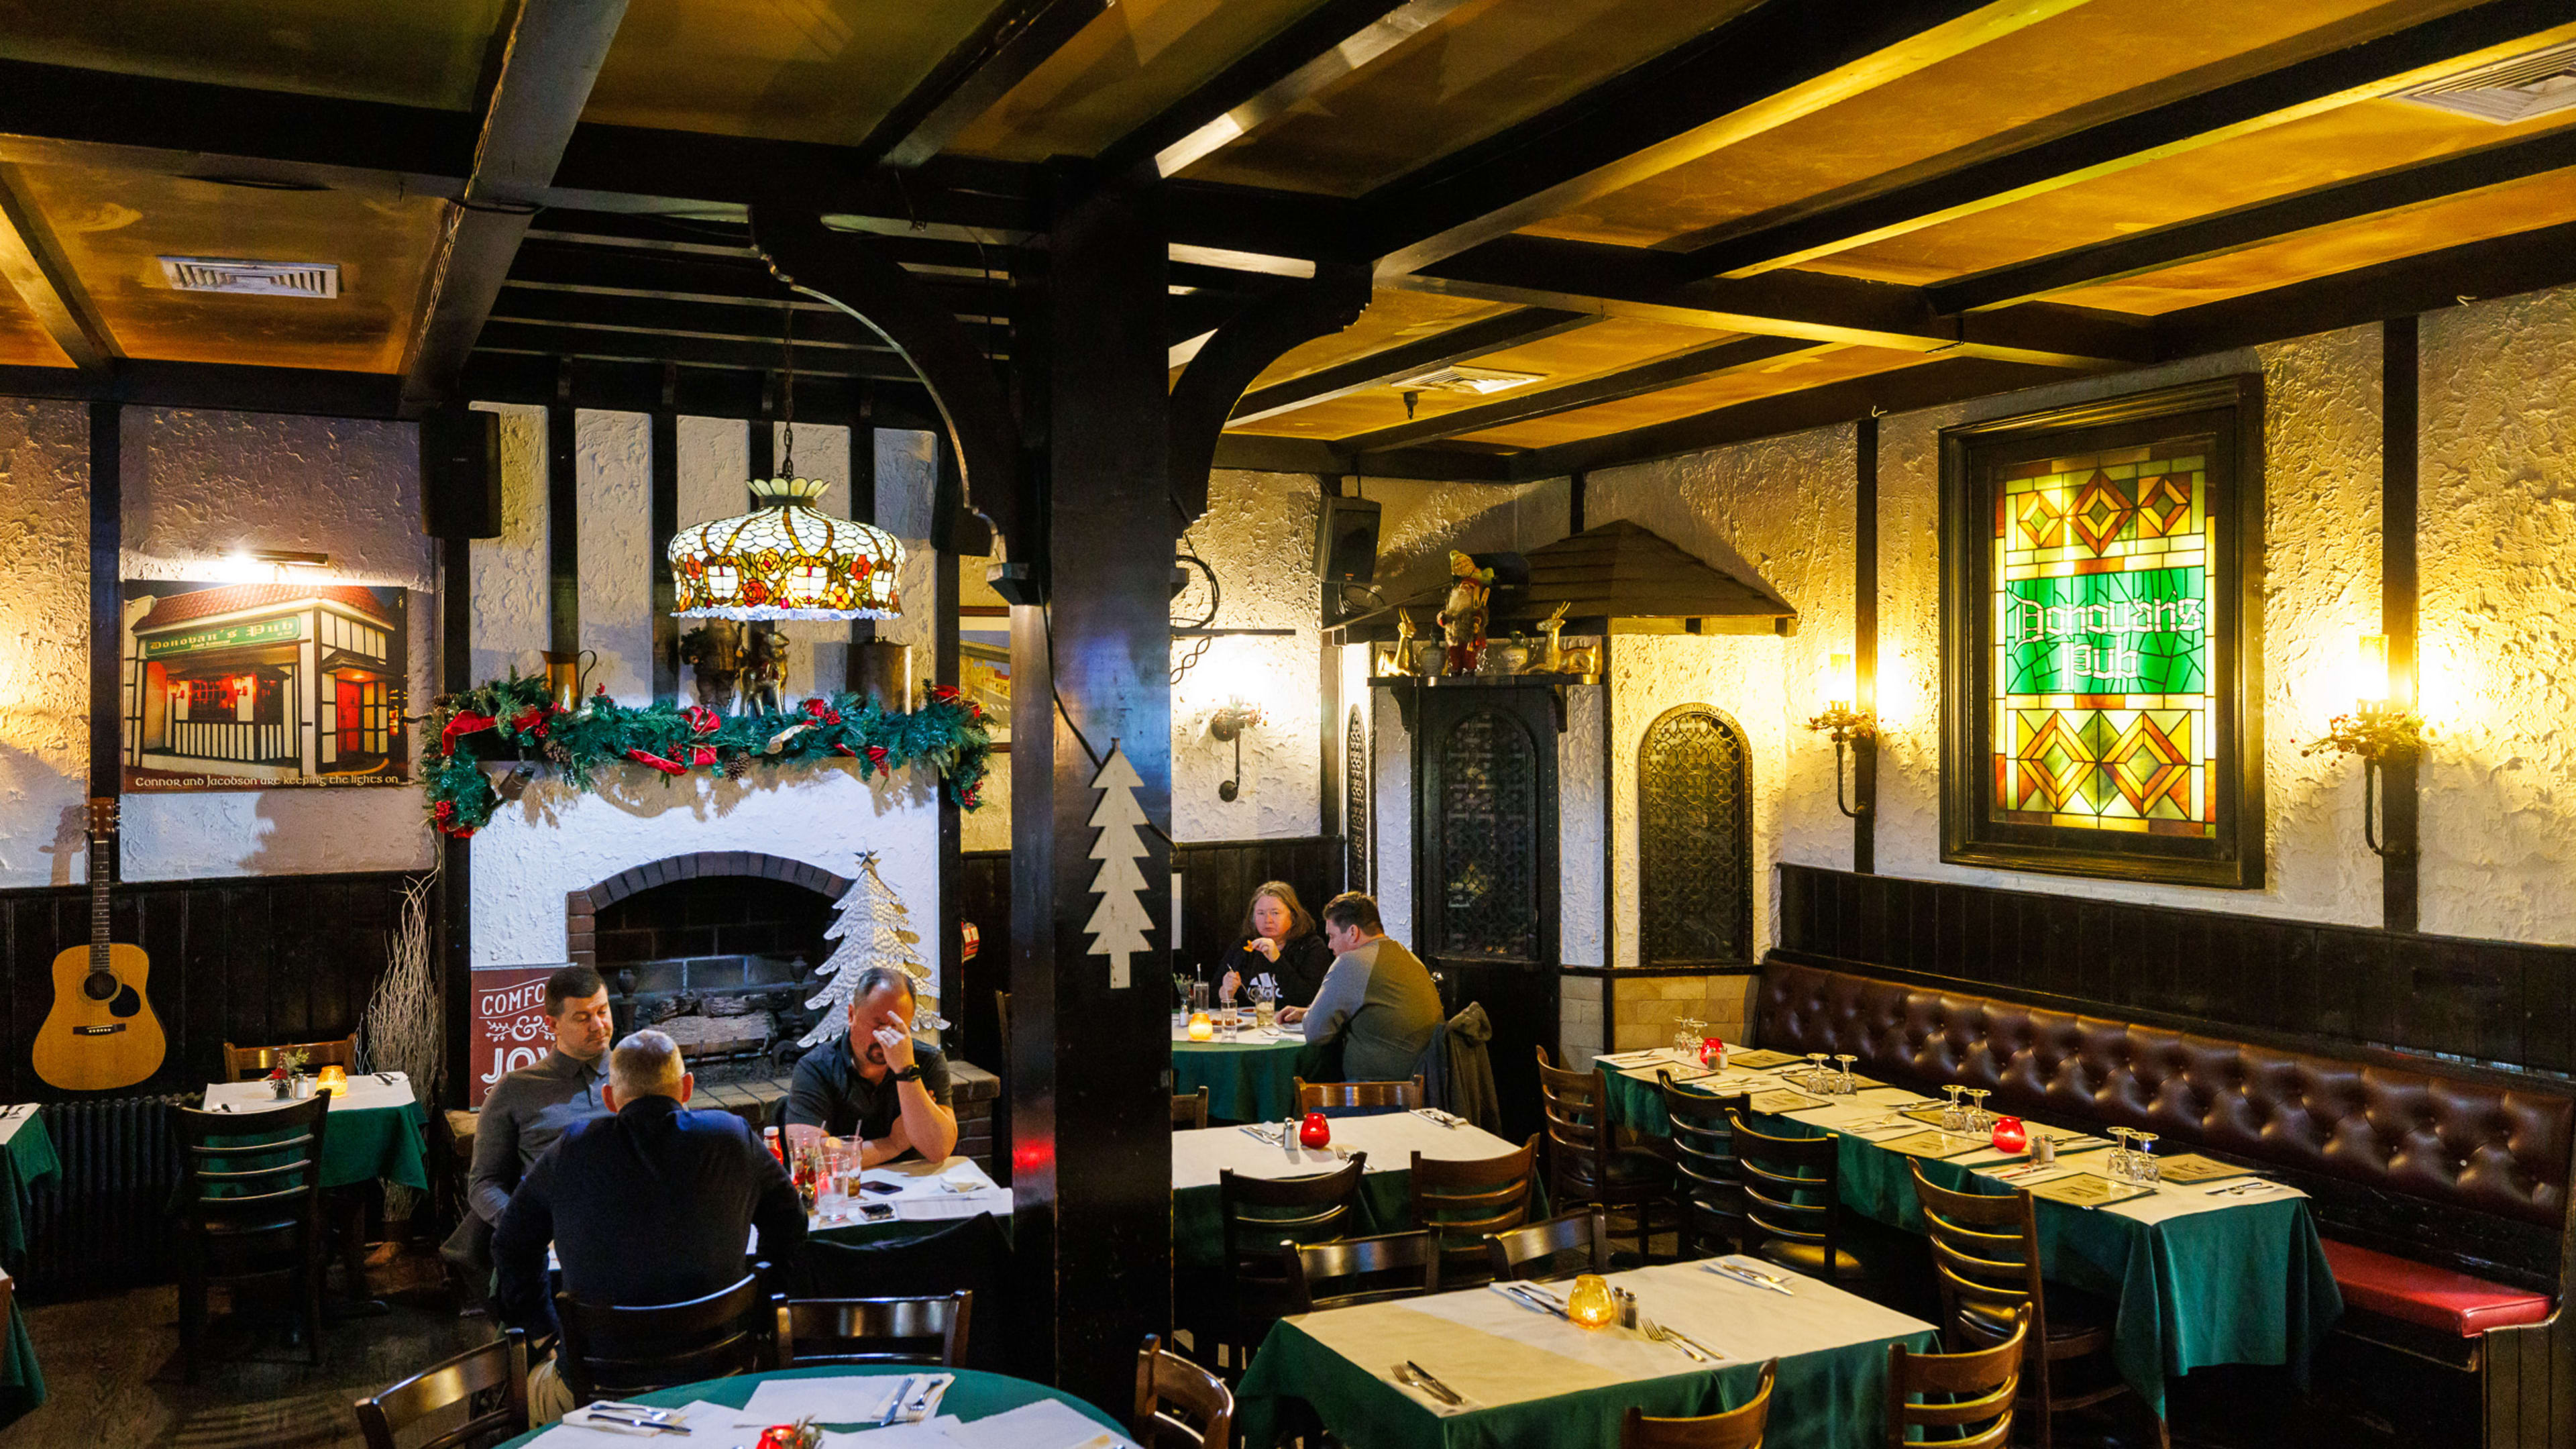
[33,799,168,1091]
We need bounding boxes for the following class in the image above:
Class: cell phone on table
[861,1179,904,1195]
[859,1202,896,1221]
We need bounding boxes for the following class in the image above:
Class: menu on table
[1872,1130,1994,1160]
[1747,1088,1831,1114]
[1724,1049,1803,1071]
[2137,1152,2259,1185]
[2023,1173,2159,1209]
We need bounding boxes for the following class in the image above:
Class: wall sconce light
[231,547,331,569]
[1805,651,1877,819]
[1210,698,1265,802]
[2303,633,2426,857]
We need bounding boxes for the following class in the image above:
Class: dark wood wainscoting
[955,835,1344,1071]
[1778,863,2576,1079]
[0,870,426,1102]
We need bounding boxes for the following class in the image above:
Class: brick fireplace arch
[564,852,853,972]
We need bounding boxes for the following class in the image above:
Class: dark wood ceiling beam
[474,322,954,380]
[460,351,943,426]
[0,360,406,417]
[488,286,1006,352]
[1228,305,1594,424]
[2155,216,2576,360]
[1331,335,1823,453]
[868,0,1112,168]
[1211,431,1513,481]
[1105,0,1476,179]
[1678,0,2576,278]
[506,240,1007,319]
[1360,0,2084,276]
[1931,125,2576,313]
[402,0,632,410]
[0,168,111,371]
[1171,264,1373,518]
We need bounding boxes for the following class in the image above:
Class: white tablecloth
[1172,1114,1519,1192]
[202,1071,419,1114]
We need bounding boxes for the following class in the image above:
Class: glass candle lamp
[316,1065,350,1097]
[1186,1012,1214,1041]
[1567,1274,1617,1328]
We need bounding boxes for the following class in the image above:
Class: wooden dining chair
[1728,1110,1892,1294]
[554,1274,781,1406]
[1216,1156,1370,1364]
[1172,1087,1211,1131]
[1409,1133,1538,1287]
[223,1035,359,1082]
[1621,1358,1775,1448]
[1293,1075,1426,1112]
[1884,1302,2029,1449]
[353,1327,529,1449]
[1907,1161,2163,1449]
[777,1290,971,1367]
[1281,1229,1444,1313]
[172,1095,332,1381]
[1134,1333,1236,1448]
[1536,1047,1672,1265]
[1485,1208,1611,1283]
[1658,1074,1752,1260]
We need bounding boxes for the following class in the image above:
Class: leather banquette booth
[1756,957,2575,1448]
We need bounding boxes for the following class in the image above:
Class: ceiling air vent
[2391,40,2576,125]
[1387,364,1545,396]
[157,256,341,299]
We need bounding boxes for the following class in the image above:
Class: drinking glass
[1253,991,1277,1031]
[2108,1127,2137,1181]
[2134,1131,2160,1183]
[1189,977,1211,1012]
[1804,1053,1830,1091]
[1835,1055,1858,1095]
[1941,1085,1966,1134]
[1966,1090,1991,1133]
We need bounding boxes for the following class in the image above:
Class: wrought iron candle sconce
[2304,634,2426,858]
[1210,699,1266,802]
[1805,651,1876,820]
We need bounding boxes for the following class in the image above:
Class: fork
[1640,1318,1707,1362]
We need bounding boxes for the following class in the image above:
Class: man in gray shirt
[441,965,616,1278]
[1280,892,1443,1084]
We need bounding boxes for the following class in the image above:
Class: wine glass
[1804,1053,1830,1091]
[1966,1090,1991,1133]
[2108,1127,2136,1181]
[1835,1055,1858,1095]
[2133,1131,2160,1183]
[1941,1085,1967,1134]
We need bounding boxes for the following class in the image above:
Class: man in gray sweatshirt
[1279,892,1443,1084]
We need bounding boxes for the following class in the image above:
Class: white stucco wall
[0,399,93,886]
[1173,469,1325,841]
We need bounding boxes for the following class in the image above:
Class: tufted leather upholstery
[1757,959,2575,1231]
[2319,1240,2553,1336]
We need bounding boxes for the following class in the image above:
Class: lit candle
[1567,1273,1617,1329]
[1186,1012,1213,1042]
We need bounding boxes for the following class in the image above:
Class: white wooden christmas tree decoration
[800,851,934,1047]
[1083,744,1153,989]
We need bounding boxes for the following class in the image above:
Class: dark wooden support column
[2381,317,2420,931]
[650,368,680,703]
[439,529,474,1106]
[547,375,580,655]
[1319,480,1342,867]
[1006,173,1173,1407]
[87,402,121,879]
[1854,415,1878,873]
[849,386,879,659]
[933,439,963,1083]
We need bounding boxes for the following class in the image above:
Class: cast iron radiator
[21,1093,194,1295]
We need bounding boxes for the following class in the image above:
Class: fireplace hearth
[583,860,846,1083]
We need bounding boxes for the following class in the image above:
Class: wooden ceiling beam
[401,0,633,410]
[1228,306,1595,424]
[1210,431,1514,481]
[1104,0,1477,180]
[868,0,1113,168]
[2155,215,2576,360]
[0,168,111,372]
[1329,335,1824,454]
[1676,0,2576,279]
[487,286,1005,353]
[1931,125,2576,313]
[1360,0,2088,276]
[474,322,957,380]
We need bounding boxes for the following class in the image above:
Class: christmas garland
[423,674,993,838]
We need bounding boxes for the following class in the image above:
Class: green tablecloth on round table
[1237,1309,1935,1449]
[1598,1063,2341,1416]
[0,1115,57,1429]
[490,1364,1128,1448]
[1173,1036,1332,1122]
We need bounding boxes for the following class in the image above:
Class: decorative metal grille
[1438,710,1538,959]
[1639,704,1752,964]
[1345,706,1368,894]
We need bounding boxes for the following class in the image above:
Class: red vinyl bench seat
[2319,1238,2553,1338]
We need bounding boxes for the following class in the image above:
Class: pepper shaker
[2031,1134,2057,1167]
[1617,1288,1638,1329]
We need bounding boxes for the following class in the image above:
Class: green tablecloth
[0,1114,56,1428]
[201,1091,431,1193]
[1174,1036,1330,1123]
[491,1365,1128,1448]
[1599,1063,2341,1415]
[1237,1309,1934,1449]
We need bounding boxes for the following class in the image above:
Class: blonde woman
[1216,881,1334,1009]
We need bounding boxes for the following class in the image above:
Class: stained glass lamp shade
[669,475,905,621]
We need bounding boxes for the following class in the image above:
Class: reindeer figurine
[740,627,790,715]
[1533,600,1572,673]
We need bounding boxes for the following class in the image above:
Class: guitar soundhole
[83,972,119,1003]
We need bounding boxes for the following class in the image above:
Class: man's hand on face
[851,983,919,1075]
[873,1023,917,1072]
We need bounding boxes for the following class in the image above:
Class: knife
[584,1413,690,1436]
[1707,1263,1794,1297]
[1488,1282,1566,1318]
[879,1373,919,1426]
[1399,1362,1462,1405]
[1667,1326,1726,1362]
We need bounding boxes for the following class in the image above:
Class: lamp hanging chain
[778,301,798,479]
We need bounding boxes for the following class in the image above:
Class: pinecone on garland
[721,752,750,780]
[545,739,574,767]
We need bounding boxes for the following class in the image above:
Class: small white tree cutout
[800,851,934,1047]
[1083,744,1152,989]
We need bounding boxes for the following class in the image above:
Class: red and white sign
[470,966,558,1107]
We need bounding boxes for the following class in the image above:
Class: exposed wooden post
[88,401,121,879]
[1854,413,1878,874]
[2382,317,2420,931]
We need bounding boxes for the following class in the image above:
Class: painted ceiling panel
[1176,0,1756,197]
[2067,169,2576,314]
[584,0,1014,146]
[1235,288,1509,392]
[0,0,503,109]
[0,288,72,368]
[947,0,1332,161]
[1521,0,2465,250]
[11,162,443,372]
[1446,346,1931,449]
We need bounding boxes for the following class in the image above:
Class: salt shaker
[2031,1134,2057,1167]
[1617,1289,1638,1329]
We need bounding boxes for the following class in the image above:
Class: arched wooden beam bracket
[1169,262,1373,523]
[749,205,1019,559]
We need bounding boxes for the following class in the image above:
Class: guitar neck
[90,828,111,970]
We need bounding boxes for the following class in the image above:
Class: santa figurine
[1436,550,1495,678]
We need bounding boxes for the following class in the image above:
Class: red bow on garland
[682,704,722,736]
[625,748,688,776]
[440,711,498,757]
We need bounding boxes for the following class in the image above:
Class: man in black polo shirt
[784,965,958,1164]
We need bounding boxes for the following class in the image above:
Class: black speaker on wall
[420,407,501,539]
[1315,492,1381,584]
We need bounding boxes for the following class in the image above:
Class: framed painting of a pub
[1939,376,2263,888]
[118,580,413,792]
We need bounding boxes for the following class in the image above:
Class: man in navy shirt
[495,1029,808,1420]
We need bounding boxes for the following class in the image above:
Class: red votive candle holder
[1991,1116,2029,1154]
[1700,1036,1727,1069]
[1299,1112,1332,1150]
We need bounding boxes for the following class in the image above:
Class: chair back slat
[1294,1076,1425,1112]
[173,1099,330,1238]
[555,1275,779,1405]
[778,1291,970,1368]
[1171,1089,1210,1131]
[1727,1110,1840,1249]
[1283,1230,1443,1313]
[1409,1134,1538,1285]
[1621,1358,1774,1448]
[1658,1075,1750,1259]
[1905,1161,2047,1332]
[1134,1334,1234,1448]
[1884,1305,2027,1448]
[1485,1208,1609,1283]
[223,1036,358,1083]
[354,1328,530,1449]
[1534,1048,1615,1205]
[1218,1158,1369,1334]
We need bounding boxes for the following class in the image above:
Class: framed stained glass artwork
[1939,378,2263,888]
